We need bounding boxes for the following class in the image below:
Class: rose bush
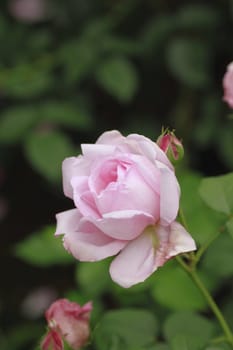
[41,299,92,350]
[223,62,233,108]
[55,130,196,288]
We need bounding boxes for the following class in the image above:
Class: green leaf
[0,106,38,144]
[38,101,92,130]
[59,40,100,84]
[152,344,170,350]
[14,226,73,267]
[103,36,141,55]
[199,173,233,215]
[1,63,53,98]
[179,171,224,245]
[163,312,214,346]
[166,38,211,88]
[226,217,233,238]
[94,309,158,350]
[205,345,232,350]
[176,5,220,30]
[24,130,75,182]
[95,57,139,102]
[141,15,175,55]
[75,259,112,297]
[170,335,203,350]
[202,234,233,278]
[151,261,214,311]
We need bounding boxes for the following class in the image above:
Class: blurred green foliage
[1,0,233,349]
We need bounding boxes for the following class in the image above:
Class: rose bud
[55,130,196,288]
[41,299,92,350]
[223,62,233,109]
[157,130,184,164]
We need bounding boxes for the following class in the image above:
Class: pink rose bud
[41,299,92,350]
[223,62,233,109]
[55,130,196,288]
[157,130,184,164]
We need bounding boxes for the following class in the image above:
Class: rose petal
[127,133,173,170]
[91,159,159,220]
[62,156,90,199]
[223,62,233,108]
[71,176,100,218]
[63,220,127,261]
[109,230,157,288]
[41,329,63,350]
[55,209,81,236]
[96,130,125,145]
[109,222,196,288]
[81,144,116,159]
[87,210,155,240]
[162,221,197,258]
[159,165,180,225]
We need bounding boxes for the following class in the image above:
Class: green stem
[190,270,233,345]
[176,257,233,347]
[194,231,220,264]
[211,335,229,345]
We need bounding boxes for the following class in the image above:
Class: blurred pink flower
[41,299,92,350]
[223,62,233,108]
[9,0,47,22]
[157,130,184,164]
[55,130,196,288]
[21,286,57,319]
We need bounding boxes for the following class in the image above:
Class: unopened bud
[157,130,184,164]
[41,299,92,350]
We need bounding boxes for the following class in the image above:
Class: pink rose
[55,130,196,288]
[223,62,233,108]
[41,299,92,350]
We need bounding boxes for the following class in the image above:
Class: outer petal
[63,220,127,261]
[127,133,173,170]
[153,222,196,268]
[96,130,125,145]
[109,230,157,288]
[161,221,196,258]
[87,210,155,240]
[62,156,90,199]
[109,222,196,288]
[55,209,81,236]
[159,165,180,225]
[81,144,116,159]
